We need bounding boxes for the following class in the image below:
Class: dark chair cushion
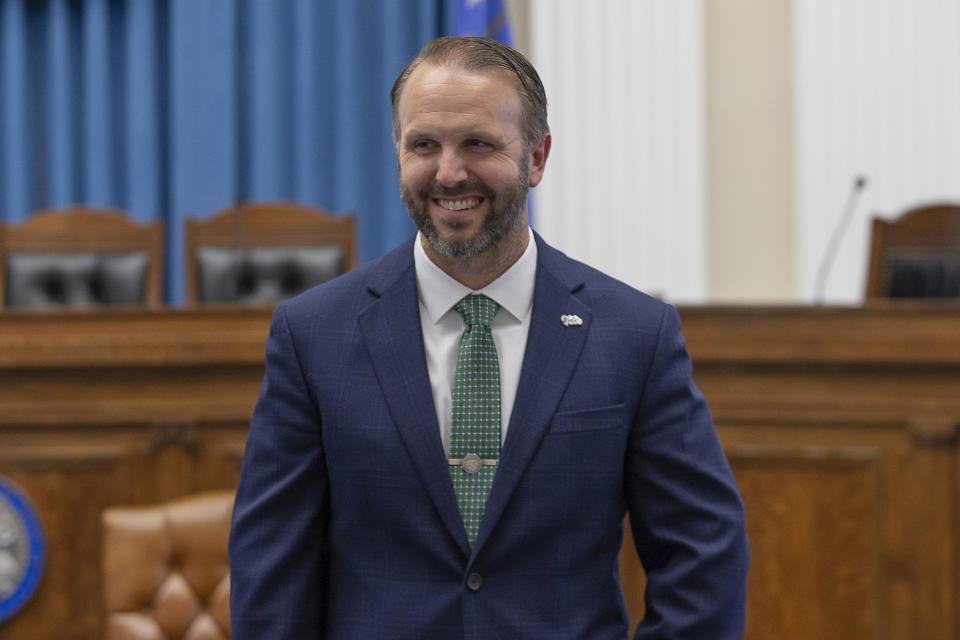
[195,246,345,304]
[888,254,960,298]
[5,251,150,309]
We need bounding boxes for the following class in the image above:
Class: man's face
[396,63,547,260]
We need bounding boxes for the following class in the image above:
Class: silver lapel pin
[560,314,583,327]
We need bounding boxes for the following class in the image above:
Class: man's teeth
[436,198,481,211]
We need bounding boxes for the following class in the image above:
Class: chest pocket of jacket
[549,403,625,434]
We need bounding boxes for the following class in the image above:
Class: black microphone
[814,175,868,304]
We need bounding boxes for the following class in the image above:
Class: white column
[529,0,708,303]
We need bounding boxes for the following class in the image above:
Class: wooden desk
[1,304,959,639]
[687,303,960,640]
[0,307,271,640]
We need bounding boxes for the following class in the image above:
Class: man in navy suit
[229,36,748,639]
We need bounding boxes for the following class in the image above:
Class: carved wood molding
[907,415,960,445]
[679,303,960,366]
[0,400,257,428]
[0,307,272,369]
[143,422,199,455]
[725,443,883,464]
[0,445,124,467]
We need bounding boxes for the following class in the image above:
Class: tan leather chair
[101,491,234,640]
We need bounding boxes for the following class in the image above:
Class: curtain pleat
[169,0,240,301]
[245,0,293,201]
[125,0,163,224]
[292,0,335,208]
[1,0,31,221]
[81,0,113,206]
[43,0,76,208]
[1,0,442,303]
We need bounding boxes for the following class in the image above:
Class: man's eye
[467,140,490,148]
[412,140,435,151]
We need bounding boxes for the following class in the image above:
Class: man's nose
[435,149,468,187]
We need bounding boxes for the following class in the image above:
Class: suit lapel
[357,240,470,557]
[472,235,591,555]
[357,235,592,559]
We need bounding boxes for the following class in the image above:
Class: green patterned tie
[449,294,501,547]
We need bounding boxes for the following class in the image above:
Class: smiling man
[229,37,749,640]
[396,55,542,290]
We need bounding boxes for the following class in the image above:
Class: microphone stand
[813,176,868,304]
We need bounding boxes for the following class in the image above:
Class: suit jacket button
[466,572,483,591]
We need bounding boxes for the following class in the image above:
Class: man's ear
[527,134,551,188]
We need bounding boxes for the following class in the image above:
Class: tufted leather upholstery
[887,254,960,297]
[184,202,355,305]
[5,251,150,308]
[101,491,234,640]
[195,245,344,304]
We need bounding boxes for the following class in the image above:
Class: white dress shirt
[414,229,537,456]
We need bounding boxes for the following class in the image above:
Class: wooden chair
[865,204,960,299]
[0,207,163,309]
[101,491,234,640]
[184,202,356,305]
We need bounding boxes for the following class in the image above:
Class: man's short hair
[390,36,549,150]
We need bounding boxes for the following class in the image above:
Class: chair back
[865,204,960,299]
[101,490,234,640]
[0,208,163,309]
[184,202,355,305]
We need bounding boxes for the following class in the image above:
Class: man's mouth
[434,197,483,211]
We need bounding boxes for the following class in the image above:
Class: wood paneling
[677,303,960,640]
[0,307,267,640]
[2,304,960,639]
[729,446,882,639]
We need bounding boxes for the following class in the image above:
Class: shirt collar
[414,228,537,324]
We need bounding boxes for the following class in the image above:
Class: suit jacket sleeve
[626,304,749,639]
[229,301,328,639]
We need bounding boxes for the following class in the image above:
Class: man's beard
[401,164,529,259]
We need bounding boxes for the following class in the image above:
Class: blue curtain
[0,0,442,303]
[446,0,514,44]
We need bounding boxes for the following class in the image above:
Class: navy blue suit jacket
[229,233,748,639]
